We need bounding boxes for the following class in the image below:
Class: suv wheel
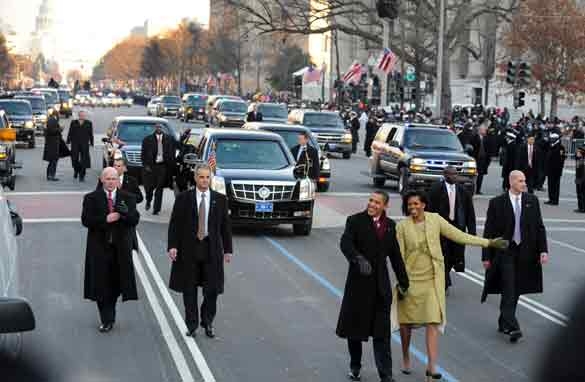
[398,167,409,195]
[342,152,351,159]
[373,177,386,187]
[293,220,312,236]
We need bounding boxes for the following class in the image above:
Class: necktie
[197,193,206,240]
[448,186,455,221]
[528,145,533,167]
[107,191,114,213]
[513,196,522,244]
[156,135,163,163]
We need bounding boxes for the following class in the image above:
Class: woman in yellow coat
[396,190,507,381]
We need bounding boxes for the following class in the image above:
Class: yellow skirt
[397,277,442,325]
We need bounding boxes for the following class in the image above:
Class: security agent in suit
[544,132,566,205]
[472,125,491,194]
[246,104,263,122]
[290,131,320,181]
[141,123,175,215]
[575,146,585,213]
[67,110,94,182]
[428,166,476,293]
[514,133,541,194]
[482,170,548,343]
[167,164,233,338]
[82,167,140,333]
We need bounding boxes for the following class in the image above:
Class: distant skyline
[0,0,209,67]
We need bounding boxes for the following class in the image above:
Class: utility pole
[435,0,445,120]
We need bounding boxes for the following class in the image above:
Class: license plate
[255,202,273,213]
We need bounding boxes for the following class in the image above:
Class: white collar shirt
[509,191,522,214]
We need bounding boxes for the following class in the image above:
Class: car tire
[293,220,312,236]
[373,177,386,187]
[398,167,409,195]
[28,138,35,149]
[342,152,351,159]
[317,182,330,192]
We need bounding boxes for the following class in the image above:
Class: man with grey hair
[168,163,233,339]
[82,167,140,333]
[67,110,93,182]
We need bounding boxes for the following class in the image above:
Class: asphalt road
[3,105,585,381]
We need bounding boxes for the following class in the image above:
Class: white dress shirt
[119,174,124,188]
[196,188,210,237]
[509,191,522,214]
[445,182,456,221]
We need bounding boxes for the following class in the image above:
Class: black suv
[157,95,182,117]
[178,93,208,122]
[0,99,36,148]
[191,129,315,235]
[369,123,477,194]
[243,122,331,192]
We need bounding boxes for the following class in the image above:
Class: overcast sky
[0,0,209,64]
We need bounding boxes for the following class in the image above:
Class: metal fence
[562,137,585,157]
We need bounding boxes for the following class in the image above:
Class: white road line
[549,238,585,256]
[137,233,217,382]
[463,268,569,322]
[323,192,578,203]
[6,191,91,196]
[134,252,195,382]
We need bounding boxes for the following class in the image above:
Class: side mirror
[293,164,306,179]
[0,297,35,333]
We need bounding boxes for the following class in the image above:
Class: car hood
[119,143,142,152]
[406,150,473,161]
[262,117,288,123]
[308,127,348,135]
[217,167,296,182]
[8,115,33,122]
[219,112,246,120]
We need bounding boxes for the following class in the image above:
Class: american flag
[208,143,217,172]
[206,75,217,87]
[303,66,322,83]
[342,61,364,84]
[377,48,399,74]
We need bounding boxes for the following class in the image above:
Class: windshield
[41,92,58,105]
[161,96,181,105]
[215,139,290,170]
[303,113,344,129]
[186,96,207,107]
[404,129,463,151]
[18,98,45,112]
[58,91,71,101]
[269,129,317,150]
[220,101,247,113]
[117,122,170,143]
[0,101,32,116]
[258,104,287,119]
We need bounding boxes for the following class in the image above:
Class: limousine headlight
[463,160,477,175]
[341,133,353,143]
[25,121,34,129]
[411,157,425,165]
[299,178,315,201]
[211,175,226,195]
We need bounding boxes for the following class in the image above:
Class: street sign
[419,81,426,90]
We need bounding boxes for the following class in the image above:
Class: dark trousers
[547,175,561,204]
[46,159,58,178]
[498,246,520,332]
[97,298,117,325]
[96,244,120,325]
[525,167,536,194]
[577,182,585,211]
[71,146,89,179]
[443,240,458,289]
[144,163,167,212]
[351,130,359,153]
[476,174,484,193]
[348,338,392,379]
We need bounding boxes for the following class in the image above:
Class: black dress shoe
[544,201,558,205]
[498,327,511,335]
[202,323,215,338]
[73,172,78,179]
[145,201,151,211]
[185,328,197,337]
[509,330,523,343]
[98,323,114,333]
[79,177,85,182]
[347,369,361,381]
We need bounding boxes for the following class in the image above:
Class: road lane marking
[549,238,585,257]
[137,233,217,382]
[264,236,459,382]
[134,252,196,382]
[6,191,91,196]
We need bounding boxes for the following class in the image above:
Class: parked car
[188,128,315,235]
[211,99,248,128]
[0,189,34,359]
[146,96,161,116]
[157,95,182,117]
[57,89,73,118]
[243,122,331,192]
[102,116,180,181]
[369,123,477,194]
[178,93,208,122]
[0,100,36,148]
[288,109,352,159]
[14,96,47,132]
[254,103,288,123]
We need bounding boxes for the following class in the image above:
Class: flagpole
[436,0,445,120]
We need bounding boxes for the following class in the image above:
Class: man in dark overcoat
[482,170,548,343]
[141,123,175,214]
[337,191,409,382]
[82,167,140,333]
[291,131,320,181]
[544,132,566,205]
[167,164,233,338]
[473,125,491,194]
[43,111,62,181]
[515,133,541,194]
[428,166,476,293]
[67,110,93,182]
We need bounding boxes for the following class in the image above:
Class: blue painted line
[264,236,459,382]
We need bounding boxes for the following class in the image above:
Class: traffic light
[506,61,517,85]
[411,87,417,101]
[376,0,399,19]
[513,91,526,108]
[518,62,532,87]
[399,86,404,100]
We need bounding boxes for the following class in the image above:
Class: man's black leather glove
[116,200,129,216]
[396,284,408,301]
[353,255,372,276]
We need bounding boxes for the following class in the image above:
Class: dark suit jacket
[96,174,143,204]
[336,211,409,340]
[291,144,320,180]
[246,111,263,122]
[515,143,541,176]
[482,192,547,301]
[473,134,491,175]
[141,133,176,168]
[81,189,140,301]
[168,189,233,294]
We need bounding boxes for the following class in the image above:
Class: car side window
[385,128,397,144]
[374,126,389,142]
[393,127,404,145]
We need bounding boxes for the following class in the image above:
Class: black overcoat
[43,117,61,162]
[67,119,94,169]
[141,132,176,188]
[481,192,547,302]
[428,181,476,272]
[291,144,320,180]
[82,189,140,301]
[168,189,233,295]
[545,143,566,178]
[336,211,409,340]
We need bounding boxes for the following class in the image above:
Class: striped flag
[377,48,399,74]
[303,66,322,83]
[342,61,364,84]
[208,143,217,172]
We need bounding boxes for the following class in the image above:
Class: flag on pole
[342,61,364,84]
[303,66,322,83]
[208,142,217,172]
[377,48,399,74]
